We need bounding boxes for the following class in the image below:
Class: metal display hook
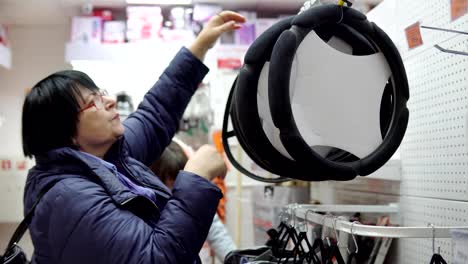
[421,25,468,56]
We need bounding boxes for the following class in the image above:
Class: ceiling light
[126,0,192,5]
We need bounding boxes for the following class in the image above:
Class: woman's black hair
[150,141,188,184]
[22,70,100,157]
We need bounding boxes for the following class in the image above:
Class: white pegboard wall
[367,0,468,199]
[395,0,468,59]
[363,1,468,263]
[397,196,468,263]
[400,32,468,200]
[396,1,468,262]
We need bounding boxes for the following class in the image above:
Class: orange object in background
[212,130,223,153]
[212,176,227,222]
[212,129,230,170]
[212,129,228,223]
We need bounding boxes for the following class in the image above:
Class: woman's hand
[189,11,246,61]
[184,145,227,181]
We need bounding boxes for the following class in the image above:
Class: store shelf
[65,42,184,62]
[0,44,11,69]
[65,42,250,63]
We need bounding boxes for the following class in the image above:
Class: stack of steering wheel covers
[222,4,409,183]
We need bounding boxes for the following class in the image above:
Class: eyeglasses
[79,89,109,113]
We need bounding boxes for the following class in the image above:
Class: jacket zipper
[118,140,171,195]
[118,162,161,217]
[117,141,168,216]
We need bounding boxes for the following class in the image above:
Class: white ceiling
[0,0,308,25]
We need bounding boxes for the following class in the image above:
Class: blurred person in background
[151,140,237,262]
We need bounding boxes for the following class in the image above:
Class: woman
[21,11,245,264]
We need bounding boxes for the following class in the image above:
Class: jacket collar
[28,136,172,210]
[30,142,137,207]
[104,138,172,199]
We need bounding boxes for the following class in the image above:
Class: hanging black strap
[5,181,57,252]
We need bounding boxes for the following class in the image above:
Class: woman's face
[74,88,125,152]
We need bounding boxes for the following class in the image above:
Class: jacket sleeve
[206,214,237,261]
[53,173,222,264]
[123,47,209,166]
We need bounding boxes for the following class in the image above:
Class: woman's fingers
[217,20,242,33]
[217,11,247,24]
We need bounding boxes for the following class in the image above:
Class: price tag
[405,22,424,49]
[451,0,468,21]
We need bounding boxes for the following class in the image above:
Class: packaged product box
[71,16,103,44]
[192,3,222,23]
[235,11,257,45]
[93,9,113,22]
[103,21,126,43]
[126,6,163,42]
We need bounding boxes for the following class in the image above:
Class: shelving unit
[65,42,183,62]
[65,42,249,63]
